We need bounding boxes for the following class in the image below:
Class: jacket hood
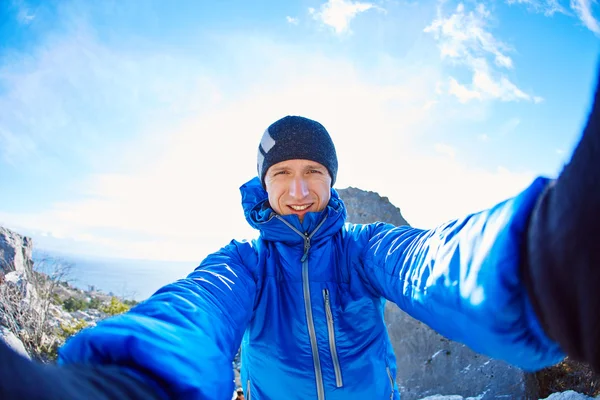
[240,176,347,243]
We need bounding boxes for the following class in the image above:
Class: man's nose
[289,176,309,198]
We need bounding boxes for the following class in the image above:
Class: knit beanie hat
[257,116,338,187]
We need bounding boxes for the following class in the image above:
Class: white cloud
[434,143,457,158]
[473,67,530,101]
[0,15,544,260]
[570,0,600,34]
[507,0,599,34]
[425,3,513,68]
[545,0,568,15]
[425,3,539,103]
[310,0,378,34]
[17,10,35,24]
[422,100,439,110]
[286,16,299,25]
[0,31,446,259]
[505,0,567,16]
[448,77,482,102]
[0,25,223,172]
[15,0,35,24]
[446,62,531,103]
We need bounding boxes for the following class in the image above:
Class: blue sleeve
[0,339,162,400]
[524,64,600,373]
[57,239,258,400]
[356,177,565,371]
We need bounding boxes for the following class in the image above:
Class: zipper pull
[301,232,310,262]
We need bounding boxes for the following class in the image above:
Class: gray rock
[337,187,532,400]
[0,227,39,307]
[417,392,598,400]
[70,310,93,321]
[0,326,30,359]
[86,308,108,319]
[418,395,485,400]
[0,226,34,277]
[419,396,467,400]
[3,271,38,305]
[385,303,529,400]
[47,303,74,328]
[541,391,597,400]
[337,187,409,227]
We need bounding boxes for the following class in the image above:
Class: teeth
[290,204,310,211]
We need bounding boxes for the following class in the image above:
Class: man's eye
[274,171,286,176]
[309,169,322,174]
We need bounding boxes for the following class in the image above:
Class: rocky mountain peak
[337,186,409,226]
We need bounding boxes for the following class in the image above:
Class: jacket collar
[240,177,347,244]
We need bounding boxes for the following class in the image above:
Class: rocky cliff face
[0,226,34,279]
[336,187,409,226]
[0,226,118,362]
[336,187,534,400]
[0,226,39,311]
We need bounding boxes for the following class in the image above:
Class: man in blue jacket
[1,71,600,399]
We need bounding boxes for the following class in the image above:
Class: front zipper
[323,288,343,387]
[246,379,251,400]
[275,215,328,400]
[386,366,395,400]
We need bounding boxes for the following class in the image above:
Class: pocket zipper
[386,366,394,400]
[323,288,343,387]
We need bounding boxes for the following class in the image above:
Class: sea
[32,250,200,301]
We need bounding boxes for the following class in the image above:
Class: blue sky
[0,0,599,261]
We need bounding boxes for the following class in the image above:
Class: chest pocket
[326,281,386,360]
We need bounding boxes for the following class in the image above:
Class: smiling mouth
[289,204,312,211]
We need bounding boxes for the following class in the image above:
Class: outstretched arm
[355,64,600,373]
[353,177,564,371]
[0,339,162,400]
[523,62,600,373]
[53,239,258,399]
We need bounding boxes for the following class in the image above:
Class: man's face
[265,159,332,223]
[237,394,244,400]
